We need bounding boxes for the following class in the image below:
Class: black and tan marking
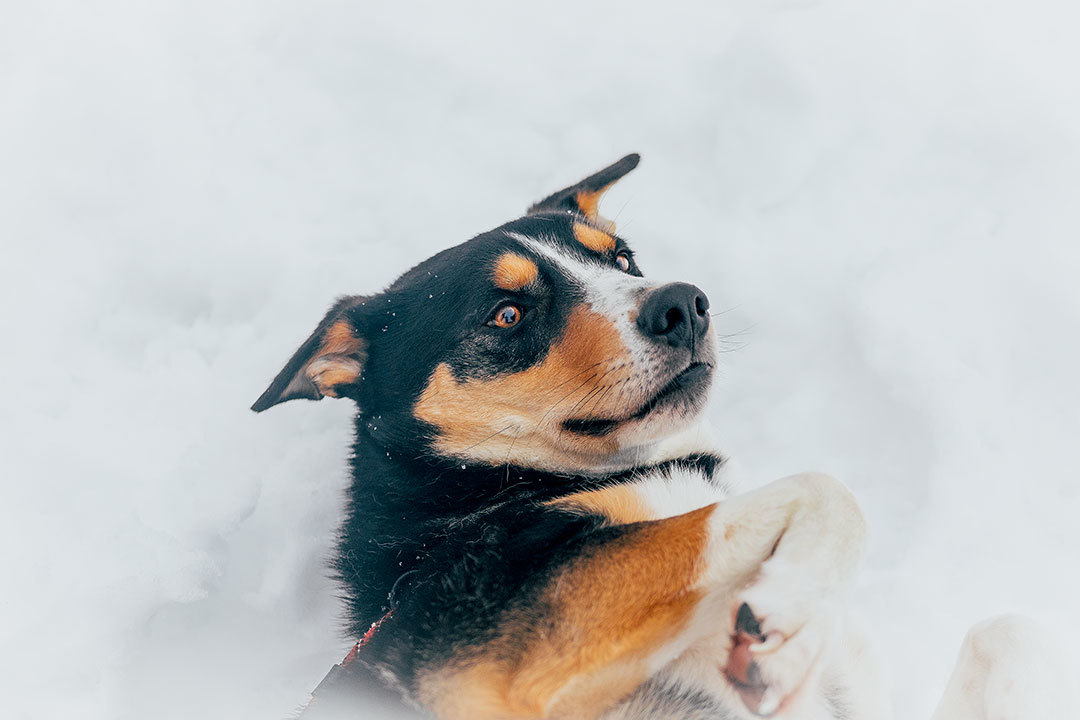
[492,252,540,291]
[412,303,636,468]
[248,156,853,720]
[251,296,367,410]
[572,222,617,254]
[417,504,717,719]
[528,153,640,233]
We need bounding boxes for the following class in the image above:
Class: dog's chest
[628,466,731,521]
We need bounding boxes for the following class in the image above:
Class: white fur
[511,232,665,380]
[599,455,1074,719]
[634,469,728,521]
[931,615,1079,720]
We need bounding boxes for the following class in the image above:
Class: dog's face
[253,155,716,473]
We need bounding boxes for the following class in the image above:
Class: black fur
[334,442,728,692]
[252,199,678,710]
[528,153,640,216]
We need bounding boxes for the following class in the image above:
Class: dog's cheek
[412,306,634,465]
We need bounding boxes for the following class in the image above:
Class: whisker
[566,385,604,418]
[715,324,756,337]
[459,423,516,454]
[611,198,632,227]
[533,371,601,430]
[709,304,743,318]
[502,427,522,480]
[537,361,605,397]
[584,383,615,417]
[536,362,619,427]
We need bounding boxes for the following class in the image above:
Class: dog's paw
[722,568,837,716]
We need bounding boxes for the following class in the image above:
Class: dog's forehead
[495,215,648,302]
[496,212,622,262]
[389,212,634,296]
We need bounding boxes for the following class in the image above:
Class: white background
[2,1,1079,718]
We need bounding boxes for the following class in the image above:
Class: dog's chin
[561,362,714,444]
[613,380,712,452]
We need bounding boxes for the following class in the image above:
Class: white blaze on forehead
[507,231,667,387]
[507,231,650,314]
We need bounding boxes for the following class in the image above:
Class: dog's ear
[528,153,640,231]
[251,296,369,412]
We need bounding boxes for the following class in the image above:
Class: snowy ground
[3,1,1079,718]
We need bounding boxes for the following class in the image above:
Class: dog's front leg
[418,473,864,720]
[703,473,867,717]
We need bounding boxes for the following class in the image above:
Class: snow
[2,1,1078,718]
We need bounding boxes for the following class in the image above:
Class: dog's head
[253,155,716,473]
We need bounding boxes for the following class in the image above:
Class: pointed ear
[251,296,368,412]
[527,153,640,231]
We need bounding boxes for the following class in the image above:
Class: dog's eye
[615,252,631,273]
[489,304,522,328]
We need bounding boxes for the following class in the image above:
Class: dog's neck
[334,416,725,636]
[362,412,719,477]
[349,416,725,515]
[352,422,714,501]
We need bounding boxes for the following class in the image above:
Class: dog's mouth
[562,362,713,437]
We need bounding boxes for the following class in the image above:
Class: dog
[252,155,1076,719]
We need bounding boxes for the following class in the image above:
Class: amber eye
[615,252,631,272]
[489,304,522,328]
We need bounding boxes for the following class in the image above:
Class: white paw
[723,562,839,716]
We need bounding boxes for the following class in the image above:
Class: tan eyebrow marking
[572,222,616,253]
[492,252,540,290]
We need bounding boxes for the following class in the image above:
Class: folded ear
[527,153,640,231]
[251,296,368,412]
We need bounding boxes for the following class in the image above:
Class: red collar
[350,608,394,659]
[309,608,394,700]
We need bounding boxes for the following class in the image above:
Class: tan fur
[546,484,653,525]
[575,187,609,222]
[413,306,634,468]
[572,223,616,253]
[307,320,365,397]
[419,506,716,720]
[320,320,362,356]
[574,185,619,233]
[493,253,540,291]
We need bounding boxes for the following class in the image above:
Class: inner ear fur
[527,153,640,231]
[251,296,368,412]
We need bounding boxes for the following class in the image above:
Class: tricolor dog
[253,155,1074,719]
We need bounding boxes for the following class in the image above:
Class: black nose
[636,282,711,350]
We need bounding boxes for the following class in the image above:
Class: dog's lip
[562,361,713,436]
